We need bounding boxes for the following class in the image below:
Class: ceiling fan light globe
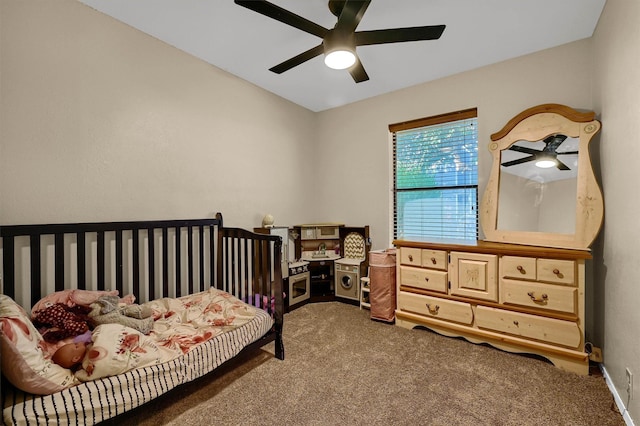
[535,159,557,168]
[324,49,356,70]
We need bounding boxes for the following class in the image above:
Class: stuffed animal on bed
[88,295,154,335]
[32,303,92,343]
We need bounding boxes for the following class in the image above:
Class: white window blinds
[391,108,478,241]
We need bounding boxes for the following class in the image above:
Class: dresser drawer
[421,250,448,271]
[502,279,577,314]
[399,265,448,293]
[475,306,581,348]
[537,259,575,285]
[398,292,473,325]
[400,247,422,267]
[502,256,537,280]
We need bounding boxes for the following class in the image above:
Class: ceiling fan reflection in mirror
[501,134,579,170]
[234,0,446,83]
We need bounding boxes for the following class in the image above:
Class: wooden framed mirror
[480,104,603,250]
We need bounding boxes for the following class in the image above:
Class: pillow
[0,295,79,395]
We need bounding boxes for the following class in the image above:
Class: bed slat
[187,226,194,295]
[77,231,86,290]
[115,230,124,296]
[198,225,205,290]
[97,231,105,292]
[209,225,216,290]
[54,233,64,292]
[162,227,169,297]
[132,229,140,298]
[175,226,181,298]
[30,234,41,307]
[147,227,155,301]
[2,236,15,300]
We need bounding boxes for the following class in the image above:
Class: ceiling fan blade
[355,25,445,46]
[335,0,371,33]
[349,58,369,83]
[501,156,535,167]
[508,145,541,155]
[234,0,328,38]
[269,44,324,74]
[557,151,579,155]
[556,159,571,170]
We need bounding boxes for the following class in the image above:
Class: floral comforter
[75,288,259,382]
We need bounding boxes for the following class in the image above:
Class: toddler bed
[0,213,284,425]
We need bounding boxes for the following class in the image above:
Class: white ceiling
[79,0,606,112]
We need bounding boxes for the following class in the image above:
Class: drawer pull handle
[430,257,437,265]
[517,265,526,274]
[408,254,413,262]
[527,291,548,303]
[425,303,440,314]
[553,268,565,278]
[513,320,519,326]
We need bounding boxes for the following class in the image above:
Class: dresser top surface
[393,239,592,260]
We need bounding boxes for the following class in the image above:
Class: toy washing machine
[335,232,366,301]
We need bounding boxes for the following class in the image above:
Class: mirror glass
[497,135,579,234]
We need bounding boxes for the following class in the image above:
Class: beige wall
[592,0,640,421]
[0,0,316,228]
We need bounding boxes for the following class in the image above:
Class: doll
[51,342,87,369]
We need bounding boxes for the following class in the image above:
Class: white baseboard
[601,364,636,425]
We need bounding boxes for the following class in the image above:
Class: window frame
[390,108,479,242]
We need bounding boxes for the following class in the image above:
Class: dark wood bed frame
[0,212,284,360]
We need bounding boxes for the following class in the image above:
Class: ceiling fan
[501,134,578,170]
[234,0,446,83]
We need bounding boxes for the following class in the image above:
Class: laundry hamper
[369,248,396,322]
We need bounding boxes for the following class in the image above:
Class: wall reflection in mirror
[497,134,578,234]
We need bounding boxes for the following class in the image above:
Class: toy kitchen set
[255,223,370,311]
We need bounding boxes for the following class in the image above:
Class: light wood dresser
[394,239,592,375]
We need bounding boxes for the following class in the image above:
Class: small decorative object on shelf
[262,214,275,228]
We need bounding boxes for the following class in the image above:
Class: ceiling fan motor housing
[323,29,356,56]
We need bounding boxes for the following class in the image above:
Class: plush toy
[88,296,154,335]
[32,303,92,343]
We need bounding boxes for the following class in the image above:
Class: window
[390,108,478,241]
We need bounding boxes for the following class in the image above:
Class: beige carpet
[106,302,623,426]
